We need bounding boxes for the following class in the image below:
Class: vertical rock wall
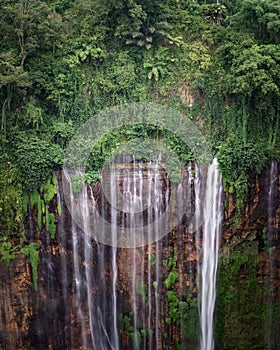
[0,163,279,349]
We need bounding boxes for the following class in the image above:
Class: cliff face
[223,163,280,299]
[0,255,33,349]
[0,163,279,350]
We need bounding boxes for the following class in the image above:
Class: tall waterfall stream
[61,157,222,349]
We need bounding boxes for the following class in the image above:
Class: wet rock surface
[0,162,279,349]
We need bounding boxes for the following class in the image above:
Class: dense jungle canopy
[0,0,280,241]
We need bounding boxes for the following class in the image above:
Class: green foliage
[71,173,84,194]
[118,313,133,335]
[136,279,148,302]
[0,239,17,264]
[230,0,280,44]
[0,161,25,269]
[118,313,153,350]
[167,290,180,325]
[52,120,75,148]
[0,0,278,194]
[0,162,24,236]
[114,1,178,50]
[57,200,62,216]
[45,205,56,239]
[84,124,193,184]
[164,270,179,289]
[167,252,177,268]
[216,237,266,349]
[178,297,199,350]
[218,136,268,182]
[0,1,279,348]
[24,178,57,237]
[22,98,43,129]
[148,253,156,267]
[37,196,43,230]
[164,248,180,329]
[262,227,276,255]
[15,135,63,191]
[143,47,176,82]
[228,44,280,96]
[84,170,101,184]
[40,178,58,203]
[201,3,227,25]
[21,242,40,291]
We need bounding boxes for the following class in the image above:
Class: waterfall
[200,158,223,350]
[81,185,95,348]
[64,170,88,349]
[194,162,202,335]
[61,156,223,350]
[121,156,166,350]
[57,177,72,348]
[266,161,278,350]
[147,162,155,350]
[109,163,120,350]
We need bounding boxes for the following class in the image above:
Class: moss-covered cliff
[0,162,279,350]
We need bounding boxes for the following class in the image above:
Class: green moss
[165,317,171,326]
[72,174,84,194]
[179,298,199,349]
[23,192,28,216]
[118,313,133,335]
[0,163,24,265]
[164,270,179,289]
[222,177,228,192]
[45,205,56,239]
[30,191,38,209]
[136,279,148,302]
[25,180,58,238]
[21,242,40,291]
[119,313,153,350]
[216,238,266,349]
[0,241,16,264]
[41,200,45,214]
[26,191,48,231]
[229,184,235,194]
[148,253,156,266]
[167,290,179,325]
[40,178,58,203]
[37,197,44,230]
[57,200,62,216]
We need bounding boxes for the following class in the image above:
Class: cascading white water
[122,156,166,350]
[64,170,88,349]
[130,159,141,350]
[62,156,223,350]
[153,157,162,350]
[147,162,154,350]
[266,161,278,350]
[194,163,202,305]
[200,158,223,350]
[81,185,95,348]
[57,179,72,347]
[109,163,120,350]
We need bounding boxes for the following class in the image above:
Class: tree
[230,0,280,44]
[0,0,62,132]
